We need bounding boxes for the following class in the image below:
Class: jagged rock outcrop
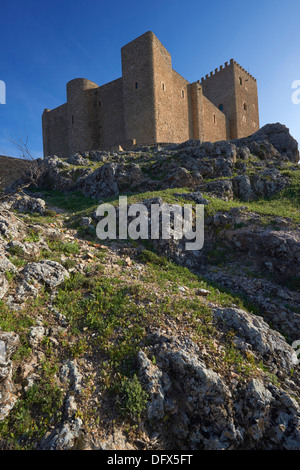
[138,329,300,450]
[0,331,20,420]
[16,122,296,201]
[207,207,300,279]
[232,123,299,163]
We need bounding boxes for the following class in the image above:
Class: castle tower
[66,78,99,155]
[121,31,193,145]
[200,59,259,139]
[121,32,157,145]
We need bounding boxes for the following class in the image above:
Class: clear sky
[0,0,300,158]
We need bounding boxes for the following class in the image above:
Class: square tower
[121,31,157,145]
[200,59,259,139]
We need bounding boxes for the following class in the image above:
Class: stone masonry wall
[42,104,68,158]
[202,95,227,142]
[96,78,126,149]
[170,70,190,143]
[152,34,174,143]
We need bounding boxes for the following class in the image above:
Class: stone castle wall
[42,32,259,157]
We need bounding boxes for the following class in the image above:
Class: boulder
[23,260,69,289]
[0,331,20,420]
[212,307,296,372]
[232,123,299,163]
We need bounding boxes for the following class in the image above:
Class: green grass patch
[0,356,63,449]
[41,190,97,213]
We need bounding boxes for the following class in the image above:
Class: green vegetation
[42,189,97,213]
[116,375,148,421]
[204,167,300,223]
[0,356,63,449]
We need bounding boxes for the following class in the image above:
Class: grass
[0,355,63,449]
[41,189,97,213]
[204,167,300,223]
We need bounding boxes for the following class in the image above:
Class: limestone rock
[23,260,69,289]
[212,307,296,373]
[232,123,299,163]
[38,417,83,450]
[0,331,20,421]
[66,153,90,166]
[11,193,46,215]
[138,329,300,449]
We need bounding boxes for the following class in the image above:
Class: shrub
[117,375,148,421]
[139,249,168,266]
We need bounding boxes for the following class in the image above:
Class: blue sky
[0,0,300,158]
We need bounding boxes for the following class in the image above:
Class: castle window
[213,114,216,124]
[218,104,224,111]
[162,82,165,91]
[135,82,138,89]
[181,90,185,98]
[71,115,74,124]
[243,102,248,111]
[98,101,101,107]
[239,77,243,85]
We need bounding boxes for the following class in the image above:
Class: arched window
[243,102,247,111]
[218,104,224,111]
[239,77,243,85]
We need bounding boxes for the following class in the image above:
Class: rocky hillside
[0,123,299,450]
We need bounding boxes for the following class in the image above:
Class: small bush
[139,249,168,266]
[44,209,57,217]
[7,245,25,258]
[117,375,148,421]
[48,240,80,255]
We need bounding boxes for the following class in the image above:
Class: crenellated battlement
[200,59,256,84]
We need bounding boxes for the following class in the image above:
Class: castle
[42,31,259,158]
